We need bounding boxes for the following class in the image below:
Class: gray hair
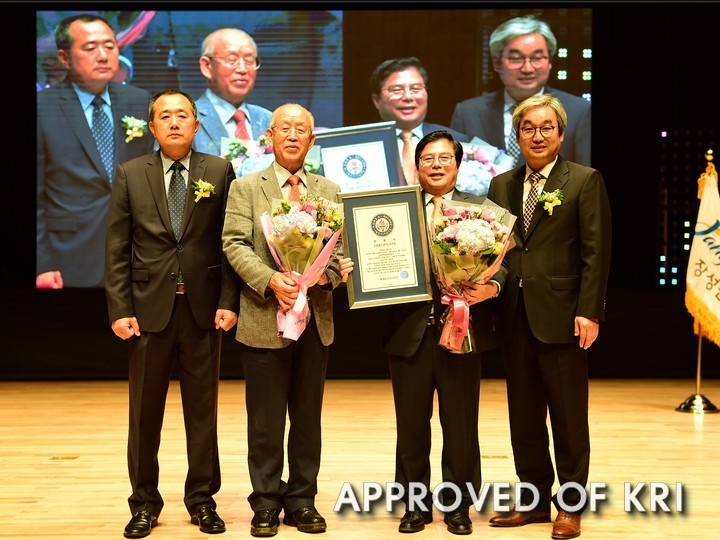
[512,94,567,134]
[489,15,557,58]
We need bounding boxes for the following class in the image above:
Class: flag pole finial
[697,149,716,199]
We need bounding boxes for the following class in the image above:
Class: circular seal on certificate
[371,214,393,236]
[343,154,367,179]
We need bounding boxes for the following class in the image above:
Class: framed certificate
[313,121,403,192]
[338,186,433,309]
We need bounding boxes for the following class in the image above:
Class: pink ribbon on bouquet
[260,214,341,340]
[439,292,470,352]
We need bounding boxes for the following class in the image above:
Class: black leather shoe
[191,505,226,534]
[444,512,472,535]
[123,510,158,538]
[283,506,327,533]
[250,508,280,537]
[399,510,433,533]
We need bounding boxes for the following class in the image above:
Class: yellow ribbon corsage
[121,116,147,143]
[538,189,564,215]
[192,180,216,202]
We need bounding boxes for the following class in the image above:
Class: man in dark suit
[450,15,591,168]
[105,89,240,538]
[486,94,611,539]
[384,130,507,535]
[222,103,347,537]
[37,13,154,288]
[370,57,468,186]
[194,28,272,159]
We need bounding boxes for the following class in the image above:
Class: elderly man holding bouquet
[222,103,349,537]
[383,130,510,535]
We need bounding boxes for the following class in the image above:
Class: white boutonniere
[121,115,147,143]
[538,189,564,215]
[192,180,216,202]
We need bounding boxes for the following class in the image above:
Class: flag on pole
[685,153,720,347]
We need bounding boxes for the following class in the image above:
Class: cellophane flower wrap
[260,195,343,340]
[429,199,516,353]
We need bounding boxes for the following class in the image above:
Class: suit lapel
[306,172,322,198]
[146,153,175,236]
[260,165,284,207]
[247,105,267,140]
[182,153,209,236]
[107,83,125,164]
[59,82,108,182]
[484,92,506,149]
[197,98,226,152]
[525,157,569,238]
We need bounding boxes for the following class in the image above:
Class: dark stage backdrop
[5,2,720,380]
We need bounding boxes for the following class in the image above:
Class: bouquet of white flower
[260,196,343,340]
[429,199,516,352]
[455,137,515,197]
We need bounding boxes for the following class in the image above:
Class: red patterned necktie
[288,174,301,202]
[233,109,250,140]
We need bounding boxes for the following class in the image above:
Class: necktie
[505,104,521,164]
[524,171,543,233]
[168,161,187,238]
[92,95,115,180]
[288,174,301,202]
[233,109,250,140]
[400,130,415,186]
[431,195,444,223]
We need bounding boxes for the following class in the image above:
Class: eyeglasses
[419,153,455,167]
[519,125,557,139]
[382,84,426,99]
[271,125,310,137]
[208,55,261,70]
[503,55,549,69]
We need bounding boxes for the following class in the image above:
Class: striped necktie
[288,174,301,202]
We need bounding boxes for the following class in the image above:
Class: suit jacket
[37,80,154,287]
[383,188,507,357]
[450,86,592,166]
[193,93,272,156]
[487,156,611,344]
[222,165,343,349]
[105,151,240,333]
[422,122,469,143]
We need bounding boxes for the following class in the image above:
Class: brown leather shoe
[488,507,551,527]
[551,511,581,539]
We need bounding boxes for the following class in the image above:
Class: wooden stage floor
[0,378,718,539]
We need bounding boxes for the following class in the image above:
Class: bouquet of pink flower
[456,137,515,197]
[429,199,516,352]
[260,195,343,340]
